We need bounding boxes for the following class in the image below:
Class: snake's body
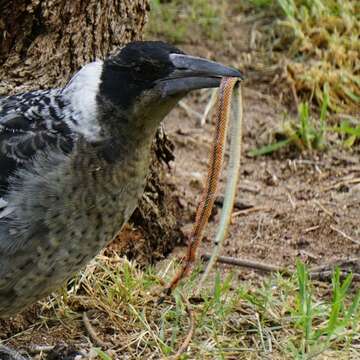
[165,77,242,293]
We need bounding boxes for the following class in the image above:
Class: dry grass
[5,252,357,359]
[258,0,360,114]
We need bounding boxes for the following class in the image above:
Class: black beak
[161,53,244,97]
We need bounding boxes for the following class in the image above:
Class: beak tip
[232,69,245,80]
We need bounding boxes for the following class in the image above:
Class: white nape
[63,61,104,141]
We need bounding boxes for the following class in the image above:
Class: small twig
[27,345,55,353]
[201,254,285,273]
[178,101,202,120]
[310,271,360,282]
[240,13,271,25]
[250,21,260,50]
[202,254,360,282]
[199,253,360,284]
[314,200,335,219]
[323,177,360,192]
[199,88,218,126]
[255,313,267,353]
[82,312,109,349]
[239,184,260,193]
[310,258,360,273]
[303,225,320,234]
[232,206,271,218]
[299,249,319,260]
[168,295,196,360]
[285,190,296,209]
[330,225,360,246]
[290,80,299,108]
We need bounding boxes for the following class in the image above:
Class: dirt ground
[161,11,360,275]
[1,5,360,359]
[165,88,360,273]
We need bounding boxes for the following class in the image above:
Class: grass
[250,84,329,156]
[249,101,326,156]
[20,252,359,359]
[145,0,227,43]
[250,82,360,156]
[147,0,360,113]
[250,0,360,114]
[288,261,360,358]
[331,120,360,149]
[146,0,359,156]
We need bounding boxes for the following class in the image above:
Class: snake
[163,77,243,294]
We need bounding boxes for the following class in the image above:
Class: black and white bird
[0,41,242,358]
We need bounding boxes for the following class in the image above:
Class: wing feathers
[0,90,75,196]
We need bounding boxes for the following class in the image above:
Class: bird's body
[0,41,242,321]
[0,63,162,317]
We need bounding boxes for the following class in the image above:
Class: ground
[166,88,360,272]
[1,2,360,359]
[161,3,360,277]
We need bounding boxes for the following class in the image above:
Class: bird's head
[101,41,242,108]
[65,41,243,144]
[97,41,243,134]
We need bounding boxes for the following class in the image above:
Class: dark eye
[132,62,158,81]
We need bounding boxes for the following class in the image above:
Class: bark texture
[0,0,149,94]
[0,0,183,265]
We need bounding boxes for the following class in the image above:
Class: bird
[0,41,243,358]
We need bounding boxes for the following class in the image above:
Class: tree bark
[0,0,183,265]
[0,0,149,94]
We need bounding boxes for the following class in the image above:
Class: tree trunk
[0,0,183,265]
[0,0,149,94]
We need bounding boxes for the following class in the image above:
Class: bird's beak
[160,53,244,97]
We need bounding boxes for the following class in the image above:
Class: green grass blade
[248,139,290,156]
